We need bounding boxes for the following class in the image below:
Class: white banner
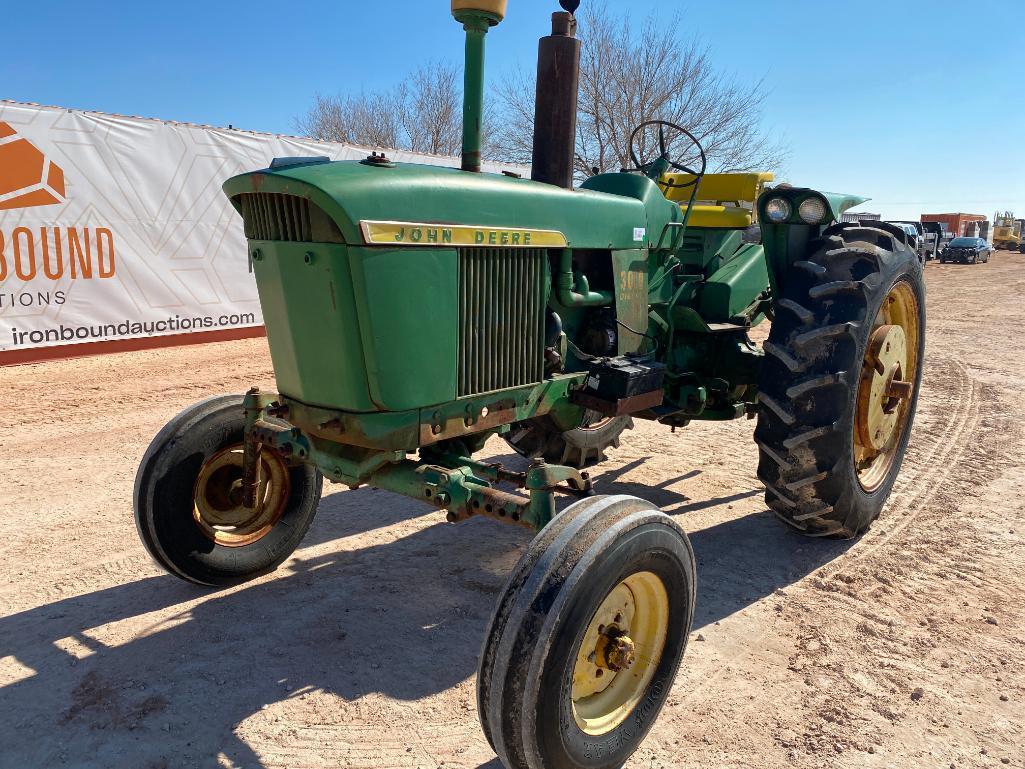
[0,101,523,360]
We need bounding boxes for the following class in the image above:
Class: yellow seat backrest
[658,172,774,229]
[660,172,774,205]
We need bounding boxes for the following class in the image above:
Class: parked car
[939,236,993,264]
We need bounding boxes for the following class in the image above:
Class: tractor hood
[223,159,647,250]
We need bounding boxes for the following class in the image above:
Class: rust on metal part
[241,435,263,509]
[266,402,290,419]
[570,388,664,417]
[596,630,638,672]
[445,485,532,529]
[418,399,519,446]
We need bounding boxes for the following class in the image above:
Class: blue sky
[4,0,1023,220]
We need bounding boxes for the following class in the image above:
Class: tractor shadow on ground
[0,468,851,769]
[586,455,853,627]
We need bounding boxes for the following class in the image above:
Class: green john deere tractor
[135,1,925,766]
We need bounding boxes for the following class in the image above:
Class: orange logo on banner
[0,122,67,211]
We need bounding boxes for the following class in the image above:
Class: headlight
[764,197,791,223]
[798,197,828,224]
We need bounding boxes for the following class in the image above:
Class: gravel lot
[1,250,1023,769]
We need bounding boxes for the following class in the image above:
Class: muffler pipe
[531,11,581,188]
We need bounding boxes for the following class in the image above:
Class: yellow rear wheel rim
[571,571,669,735]
[854,280,921,492]
[192,444,290,547]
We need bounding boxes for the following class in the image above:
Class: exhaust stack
[531,10,581,189]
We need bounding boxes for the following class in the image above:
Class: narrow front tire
[478,495,696,769]
[134,395,322,586]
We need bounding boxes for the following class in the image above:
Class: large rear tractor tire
[477,495,696,769]
[134,395,323,586]
[504,412,633,469]
[755,223,926,538]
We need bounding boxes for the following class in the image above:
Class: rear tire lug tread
[757,392,797,426]
[755,440,793,469]
[808,280,866,299]
[763,341,805,373]
[781,422,838,450]
[763,480,798,508]
[777,298,815,324]
[794,260,827,276]
[505,415,634,470]
[785,372,847,399]
[793,322,859,348]
[784,470,830,492]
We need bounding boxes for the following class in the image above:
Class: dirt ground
[2,250,1024,769]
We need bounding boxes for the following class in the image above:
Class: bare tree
[490,5,787,178]
[398,65,463,156]
[295,92,401,149]
[296,62,464,155]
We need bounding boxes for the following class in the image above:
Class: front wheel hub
[193,444,291,547]
[571,571,669,735]
[596,630,637,671]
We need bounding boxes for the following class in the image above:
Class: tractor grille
[235,193,342,243]
[458,248,546,397]
[238,193,312,241]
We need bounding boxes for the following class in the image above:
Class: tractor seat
[659,172,774,229]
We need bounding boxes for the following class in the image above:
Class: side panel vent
[236,193,342,243]
[459,248,546,397]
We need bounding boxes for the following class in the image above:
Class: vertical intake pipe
[459,16,489,172]
[452,1,506,172]
[531,12,581,188]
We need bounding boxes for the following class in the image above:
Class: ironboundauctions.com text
[7,313,257,346]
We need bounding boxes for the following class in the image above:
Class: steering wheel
[628,120,707,189]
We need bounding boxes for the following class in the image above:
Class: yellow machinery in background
[993,211,1024,252]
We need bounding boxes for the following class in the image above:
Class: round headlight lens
[765,197,791,223]
[798,197,828,224]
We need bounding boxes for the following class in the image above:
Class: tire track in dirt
[777,354,1025,760]
[668,355,1002,740]
[0,554,151,608]
[835,356,982,566]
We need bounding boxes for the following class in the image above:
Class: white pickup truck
[889,222,927,263]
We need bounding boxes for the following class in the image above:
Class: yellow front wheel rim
[571,571,669,736]
[192,445,290,547]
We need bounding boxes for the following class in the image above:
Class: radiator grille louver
[238,193,312,242]
[459,248,546,397]
[236,193,343,243]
